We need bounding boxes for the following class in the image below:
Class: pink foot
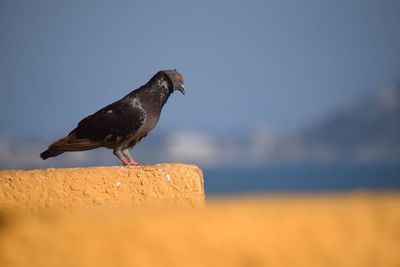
[123,160,143,166]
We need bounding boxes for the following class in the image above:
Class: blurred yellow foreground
[1,193,399,267]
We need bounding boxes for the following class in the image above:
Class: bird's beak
[177,84,185,95]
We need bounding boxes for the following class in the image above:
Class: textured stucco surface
[2,165,399,267]
[0,163,204,212]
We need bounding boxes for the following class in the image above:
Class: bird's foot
[123,160,143,166]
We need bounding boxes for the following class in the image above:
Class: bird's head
[160,69,185,95]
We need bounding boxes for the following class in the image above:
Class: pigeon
[40,69,185,165]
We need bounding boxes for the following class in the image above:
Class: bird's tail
[40,132,100,160]
[40,149,64,160]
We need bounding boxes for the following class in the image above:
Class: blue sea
[203,164,400,196]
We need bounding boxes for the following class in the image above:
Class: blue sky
[1,0,400,138]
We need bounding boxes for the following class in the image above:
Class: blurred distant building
[1,87,399,169]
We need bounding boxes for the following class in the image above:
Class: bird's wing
[46,99,146,152]
[74,99,146,143]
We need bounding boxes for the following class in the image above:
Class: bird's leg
[122,149,141,166]
[113,148,130,166]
